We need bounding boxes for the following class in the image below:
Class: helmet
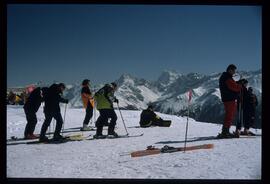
[82,79,90,86]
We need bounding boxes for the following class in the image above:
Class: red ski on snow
[131,144,214,157]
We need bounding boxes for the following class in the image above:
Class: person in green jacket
[94,82,119,138]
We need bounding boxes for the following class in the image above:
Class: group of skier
[22,63,258,142]
[218,64,258,138]
[23,79,121,142]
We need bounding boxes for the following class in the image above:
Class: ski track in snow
[7,106,261,179]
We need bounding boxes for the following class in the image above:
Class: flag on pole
[188,89,192,103]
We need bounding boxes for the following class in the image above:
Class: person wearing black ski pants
[83,101,93,125]
[39,83,68,142]
[23,87,48,139]
[95,109,117,135]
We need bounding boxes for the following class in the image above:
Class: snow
[7,105,261,179]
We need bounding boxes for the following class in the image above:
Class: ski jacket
[24,87,48,113]
[244,91,258,116]
[43,84,67,114]
[139,108,163,127]
[81,85,94,108]
[94,84,117,110]
[219,72,242,102]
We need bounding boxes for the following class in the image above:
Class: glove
[114,98,119,103]
[63,99,69,104]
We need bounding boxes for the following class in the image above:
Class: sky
[7,4,262,87]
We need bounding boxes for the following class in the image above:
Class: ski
[130,144,214,157]
[86,133,144,140]
[26,134,87,145]
[7,134,88,146]
[216,133,260,139]
[239,131,261,136]
[7,128,95,142]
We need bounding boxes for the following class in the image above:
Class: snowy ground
[7,105,261,179]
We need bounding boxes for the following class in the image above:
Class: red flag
[188,89,192,103]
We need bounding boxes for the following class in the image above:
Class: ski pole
[184,104,189,153]
[117,103,129,135]
[237,89,242,132]
[62,103,67,136]
[184,89,192,152]
[240,88,244,132]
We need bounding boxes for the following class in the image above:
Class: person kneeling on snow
[139,105,171,128]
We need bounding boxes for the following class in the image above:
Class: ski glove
[114,99,119,104]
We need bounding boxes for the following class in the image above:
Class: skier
[81,79,94,131]
[39,83,69,142]
[7,91,16,105]
[139,104,171,128]
[23,86,48,139]
[218,64,243,138]
[242,87,258,135]
[235,79,248,136]
[93,82,119,138]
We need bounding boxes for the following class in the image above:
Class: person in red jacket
[218,64,242,138]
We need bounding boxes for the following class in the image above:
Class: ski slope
[7,105,261,179]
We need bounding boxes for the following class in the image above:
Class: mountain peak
[158,70,182,85]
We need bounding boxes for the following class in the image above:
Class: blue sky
[7,5,261,87]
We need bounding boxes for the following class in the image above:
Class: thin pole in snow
[62,103,67,136]
[184,89,192,153]
[117,103,129,135]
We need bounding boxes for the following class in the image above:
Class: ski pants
[236,104,256,130]
[95,109,117,134]
[83,101,93,125]
[223,100,237,129]
[40,111,63,138]
[24,109,38,137]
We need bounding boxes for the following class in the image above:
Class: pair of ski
[130,144,214,157]
[24,133,144,145]
[129,132,260,157]
[7,126,97,142]
[216,132,260,139]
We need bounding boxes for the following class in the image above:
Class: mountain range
[63,69,262,128]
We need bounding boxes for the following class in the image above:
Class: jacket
[81,85,94,108]
[94,84,117,110]
[219,72,241,102]
[43,84,67,114]
[24,87,48,113]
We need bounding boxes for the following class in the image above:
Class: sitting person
[139,105,171,128]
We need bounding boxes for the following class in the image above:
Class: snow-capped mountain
[61,69,261,127]
[16,69,261,127]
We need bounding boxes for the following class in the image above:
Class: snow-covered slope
[7,106,261,179]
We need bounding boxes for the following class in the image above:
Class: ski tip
[205,144,214,149]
